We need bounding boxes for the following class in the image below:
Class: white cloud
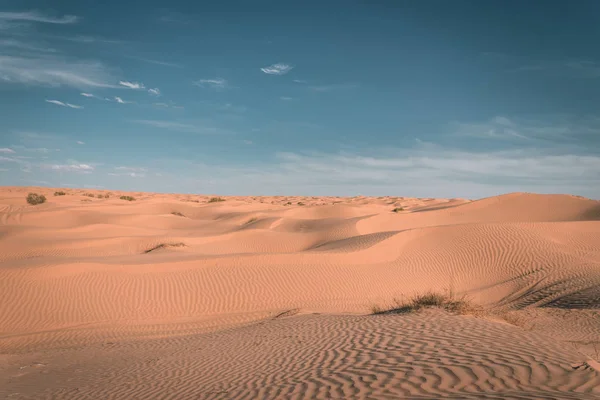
[0,11,79,24]
[0,148,15,153]
[119,80,145,89]
[80,92,95,97]
[45,99,83,109]
[193,78,227,90]
[76,141,85,145]
[148,88,160,96]
[261,63,293,75]
[0,55,117,88]
[280,96,293,101]
[42,163,94,173]
[114,96,130,104]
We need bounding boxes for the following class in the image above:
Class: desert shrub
[83,193,95,197]
[26,193,46,205]
[392,207,404,213]
[297,202,305,206]
[171,211,185,217]
[54,191,66,196]
[371,290,478,315]
[208,197,225,203]
[120,195,135,201]
[104,194,110,198]
[284,201,292,205]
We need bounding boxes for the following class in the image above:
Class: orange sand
[1,187,599,399]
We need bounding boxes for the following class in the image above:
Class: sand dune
[1,187,599,399]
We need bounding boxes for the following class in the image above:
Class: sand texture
[1,187,599,399]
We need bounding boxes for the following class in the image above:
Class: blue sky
[0,0,599,199]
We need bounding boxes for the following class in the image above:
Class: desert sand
[1,186,599,399]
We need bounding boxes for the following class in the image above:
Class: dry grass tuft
[120,195,135,201]
[83,193,95,197]
[26,193,46,205]
[392,207,404,213]
[144,242,186,254]
[371,290,479,316]
[208,197,225,203]
[54,191,66,196]
[171,211,185,217]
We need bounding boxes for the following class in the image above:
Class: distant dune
[1,186,599,399]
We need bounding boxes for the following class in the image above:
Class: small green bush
[26,193,46,205]
[208,197,225,203]
[54,191,66,196]
[120,195,135,201]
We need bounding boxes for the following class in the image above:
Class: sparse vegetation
[245,217,258,225]
[284,201,292,205]
[144,242,186,253]
[171,211,185,217]
[297,202,305,206]
[208,197,225,203]
[83,193,95,197]
[97,194,104,198]
[26,193,46,205]
[120,195,135,201]
[54,191,66,196]
[392,207,404,213]
[104,194,110,199]
[371,290,478,315]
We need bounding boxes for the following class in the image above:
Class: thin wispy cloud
[132,119,221,134]
[261,63,293,75]
[119,80,145,89]
[309,83,358,92]
[80,92,95,98]
[0,39,57,53]
[148,88,160,96]
[109,166,147,178]
[280,96,293,101]
[0,10,79,24]
[126,55,182,68]
[42,163,94,173]
[10,145,59,153]
[193,78,228,90]
[45,99,83,109]
[0,148,15,154]
[0,55,118,88]
[452,115,600,142]
[76,141,85,145]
